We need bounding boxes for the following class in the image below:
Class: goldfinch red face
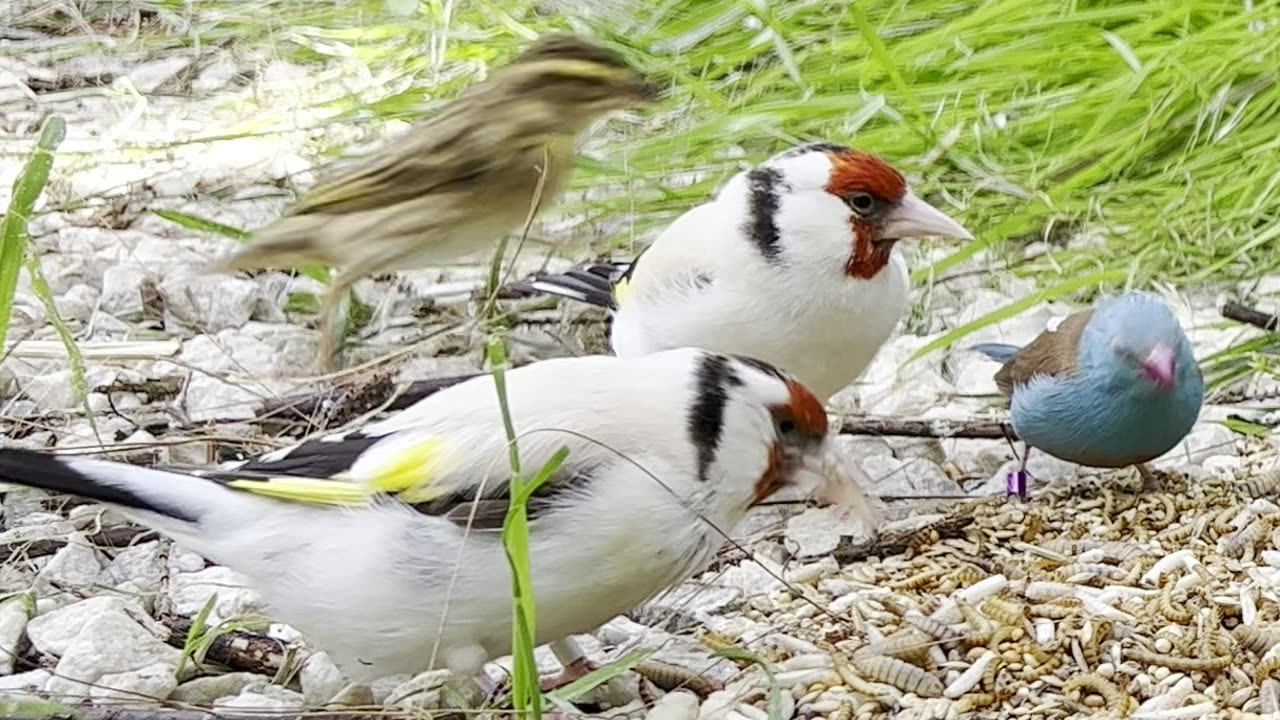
[756,143,973,280]
[753,378,830,505]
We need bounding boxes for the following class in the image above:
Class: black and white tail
[515,261,629,310]
[0,448,246,538]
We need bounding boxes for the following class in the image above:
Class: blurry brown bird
[206,33,658,371]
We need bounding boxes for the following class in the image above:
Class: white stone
[92,661,180,702]
[213,683,306,715]
[644,689,701,720]
[0,597,31,674]
[170,673,265,704]
[941,438,1015,477]
[300,651,349,706]
[36,531,105,591]
[101,540,167,593]
[159,274,259,335]
[783,506,874,558]
[125,55,195,93]
[0,669,51,697]
[193,56,240,93]
[56,283,99,323]
[1154,422,1237,467]
[170,565,265,626]
[385,669,451,708]
[100,265,151,319]
[27,596,158,656]
[859,454,961,498]
[43,609,183,701]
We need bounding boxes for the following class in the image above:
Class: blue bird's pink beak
[1141,343,1177,390]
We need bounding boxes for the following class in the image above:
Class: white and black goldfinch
[521,142,973,401]
[0,349,878,692]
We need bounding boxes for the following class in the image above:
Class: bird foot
[539,656,599,692]
[1136,465,1165,493]
[1006,470,1029,499]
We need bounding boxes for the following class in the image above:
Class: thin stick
[1222,300,1280,332]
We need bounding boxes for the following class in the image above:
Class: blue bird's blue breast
[1009,365,1204,468]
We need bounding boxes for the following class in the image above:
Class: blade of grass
[0,115,65,351]
[489,333,574,720]
[23,255,98,443]
[907,268,1130,363]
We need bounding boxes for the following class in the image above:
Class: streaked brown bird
[207,33,658,371]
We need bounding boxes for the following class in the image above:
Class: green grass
[14,0,1277,381]
[0,115,100,439]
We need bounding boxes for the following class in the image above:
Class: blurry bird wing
[993,308,1094,395]
[286,100,551,217]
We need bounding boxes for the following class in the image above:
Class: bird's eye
[847,192,875,215]
[778,418,796,435]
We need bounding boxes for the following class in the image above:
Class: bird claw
[1006,470,1029,499]
[539,656,598,692]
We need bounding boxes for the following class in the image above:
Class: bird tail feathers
[0,448,249,537]
[515,262,625,310]
[204,218,336,275]
[968,342,1023,363]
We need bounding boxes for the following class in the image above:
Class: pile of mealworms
[672,465,1280,720]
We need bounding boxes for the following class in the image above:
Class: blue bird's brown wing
[993,308,1094,395]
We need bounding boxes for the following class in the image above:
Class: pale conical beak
[880,190,974,241]
[1142,343,1177,390]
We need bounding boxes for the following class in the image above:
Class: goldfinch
[0,349,877,691]
[522,143,974,401]
[206,33,658,371]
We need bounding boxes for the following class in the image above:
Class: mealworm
[1232,623,1280,655]
[827,702,854,720]
[1144,494,1178,530]
[1158,583,1194,625]
[851,655,944,698]
[633,660,721,696]
[981,596,1028,627]
[1029,598,1083,620]
[981,653,1005,692]
[1058,562,1129,585]
[1257,643,1280,683]
[1261,678,1280,715]
[985,625,1023,651]
[1213,505,1242,534]
[1126,646,1231,673]
[1196,606,1222,659]
[1063,673,1134,716]
[1241,468,1280,499]
[890,567,948,591]
[901,612,964,642]
[956,599,995,645]
[832,653,902,702]
[1222,515,1273,559]
[907,527,940,553]
[852,631,935,666]
[952,692,998,713]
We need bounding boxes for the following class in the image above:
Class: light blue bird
[971,291,1205,496]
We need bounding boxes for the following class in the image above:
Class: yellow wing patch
[356,436,450,503]
[226,436,451,507]
[612,276,633,307]
[226,477,369,506]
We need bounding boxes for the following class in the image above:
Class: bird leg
[1136,463,1164,493]
[315,281,352,375]
[1006,444,1031,500]
[539,637,596,691]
